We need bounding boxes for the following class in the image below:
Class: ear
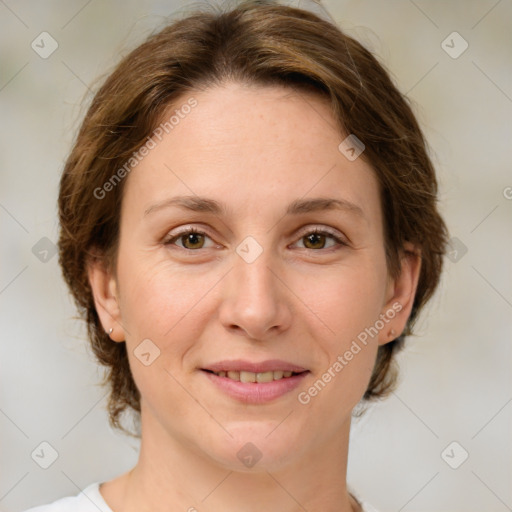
[378,242,422,346]
[87,254,125,342]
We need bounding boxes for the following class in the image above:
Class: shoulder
[22,483,113,512]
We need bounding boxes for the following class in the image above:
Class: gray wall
[1,1,511,510]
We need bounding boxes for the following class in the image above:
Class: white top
[23,483,113,512]
[23,482,380,512]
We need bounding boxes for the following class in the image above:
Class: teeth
[240,371,256,383]
[256,371,274,383]
[213,370,299,382]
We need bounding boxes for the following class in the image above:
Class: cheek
[116,250,221,344]
[115,255,218,408]
[308,257,387,338]
[297,271,382,422]
[298,258,386,401]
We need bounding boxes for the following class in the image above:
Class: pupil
[185,233,203,248]
[306,233,324,249]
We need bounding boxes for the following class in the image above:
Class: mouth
[200,360,310,404]
[202,369,307,383]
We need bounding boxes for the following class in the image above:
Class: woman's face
[91,82,419,471]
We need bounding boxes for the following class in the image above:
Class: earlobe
[378,242,422,346]
[87,256,125,342]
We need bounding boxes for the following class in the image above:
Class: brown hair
[58,0,449,435]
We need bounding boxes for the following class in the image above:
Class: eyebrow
[144,195,366,221]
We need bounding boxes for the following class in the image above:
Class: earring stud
[389,328,396,338]
[108,327,113,335]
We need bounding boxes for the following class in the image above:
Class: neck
[105,403,361,512]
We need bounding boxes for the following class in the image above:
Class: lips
[205,369,300,383]
[202,359,308,383]
[200,359,309,403]
[202,359,308,374]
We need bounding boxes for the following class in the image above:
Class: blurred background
[0,1,511,511]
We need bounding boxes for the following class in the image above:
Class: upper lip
[202,359,308,373]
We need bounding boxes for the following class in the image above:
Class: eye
[164,226,347,252]
[294,228,347,250]
[164,228,216,250]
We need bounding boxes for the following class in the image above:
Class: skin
[88,81,421,512]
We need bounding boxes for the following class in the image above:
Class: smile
[206,369,302,382]
[201,368,310,404]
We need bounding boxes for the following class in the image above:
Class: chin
[202,421,304,472]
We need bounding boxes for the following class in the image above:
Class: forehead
[122,82,381,227]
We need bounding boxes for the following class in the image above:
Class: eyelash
[164,226,347,252]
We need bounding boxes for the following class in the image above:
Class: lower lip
[202,370,309,404]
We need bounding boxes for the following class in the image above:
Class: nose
[218,244,292,341]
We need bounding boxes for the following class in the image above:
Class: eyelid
[294,225,347,243]
[163,226,216,248]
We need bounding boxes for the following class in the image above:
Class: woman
[25,1,449,510]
